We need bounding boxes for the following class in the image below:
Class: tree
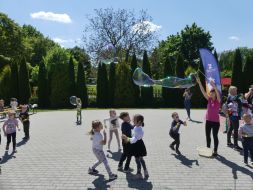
[243,53,253,92]
[68,56,76,97]
[38,61,48,108]
[162,57,175,107]
[76,62,88,107]
[96,63,108,107]
[18,57,31,104]
[0,65,11,101]
[108,62,116,107]
[46,47,70,108]
[141,50,153,106]
[231,49,243,92]
[174,54,185,107]
[84,8,158,63]
[114,62,135,107]
[131,53,140,105]
[10,61,19,99]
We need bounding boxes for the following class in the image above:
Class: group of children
[0,98,31,160]
[88,110,148,180]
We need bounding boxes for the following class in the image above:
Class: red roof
[221,78,231,86]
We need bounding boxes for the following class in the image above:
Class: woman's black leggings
[205,121,220,152]
[135,157,147,173]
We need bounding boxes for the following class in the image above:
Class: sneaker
[144,170,149,180]
[244,161,249,166]
[176,149,181,155]
[118,166,123,171]
[234,145,243,151]
[107,149,111,152]
[109,174,117,180]
[227,143,233,147]
[5,145,9,151]
[13,149,17,153]
[88,168,99,175]
[123,167,134,173]
[135,173,143,179]
[169,144,175,151]
[212,152,218,157]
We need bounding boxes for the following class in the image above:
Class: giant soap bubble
[133,67,196,88]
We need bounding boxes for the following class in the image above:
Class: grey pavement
[0,109,252,190]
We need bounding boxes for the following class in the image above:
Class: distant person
[196,77,221,157]
[88,120,117,180]
[239,114,253,166]
[19,105,30,140]
[2,110,20,153]
[169,112,187,155]
[122,114,149,179]
[0,99,4,112]
[118,112,134,172]
[104,110,121,152]
[183,88,192,120]
[245,85,253,111]
[226,86,243,151]
[10,98,18,110]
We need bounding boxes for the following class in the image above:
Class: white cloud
[53,38,74,44]
[132,21,162,34]
[30,11,72,23]
[228,36,240,41]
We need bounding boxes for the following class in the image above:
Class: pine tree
[10,61,19,99]
[68,56,76,97]
[231,48,243,92]
[76,62,88,107]
[131,53,140,105]
[38,61,48,108]
[243,54,253,93]
[18,57,31,104]
[162,57,175,107]
[114,62,135,107]
[96,63,108,108]
[108,62,116,107]
[141,50,153,107]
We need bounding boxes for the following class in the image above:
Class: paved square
[0,109,252,190]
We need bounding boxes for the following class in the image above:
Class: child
[103,110,121,152]
[76,98,82,125]
[3,110,20,153]
[10,98,18,110]
[239,114,253,166]
[19,105,30,140]
[122,114,149,179]
[169,112,187,155]
[118,112,134,172]
[88,120,117,180]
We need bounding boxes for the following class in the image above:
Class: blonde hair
[88,120,102,136]
[243,114,252,123]
[229,86,237,95]
[172,112,178,118]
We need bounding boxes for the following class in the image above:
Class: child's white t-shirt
[92,132,103,150]
[130,126,144,144]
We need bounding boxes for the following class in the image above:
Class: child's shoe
[109,174,117,180]
[244,161,249,166]
[212,151,218,157]
[5,145,9,151]
[176,149,181,155]
[135,172,143,179]
[123,167,134,173]
[144,170,149,180]
[118,166,123,171]
[88,168,99,175]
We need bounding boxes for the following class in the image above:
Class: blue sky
[1,0,253,52]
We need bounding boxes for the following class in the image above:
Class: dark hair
[135,114,144,127]
[171,112,178,118]
[119,112,129,120]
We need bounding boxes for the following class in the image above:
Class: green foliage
[141,50,153,106]
[0,65,11,100]
[114,62,135,107]
[37,61,49,108]
[108,62,116,106]
[231,49,243,92]
[68,56,76,97]
[0,55,11,71]
[10,61,19,99]
[30,65,39,87]
[18,57,31,104]
[243,53,253,92]
[96,63,108,108]
[46,47,70,108]
[174,54,185,107]
[131,54,140,105]
[76,61,88,107]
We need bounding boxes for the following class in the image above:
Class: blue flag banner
[199,48,222,95]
